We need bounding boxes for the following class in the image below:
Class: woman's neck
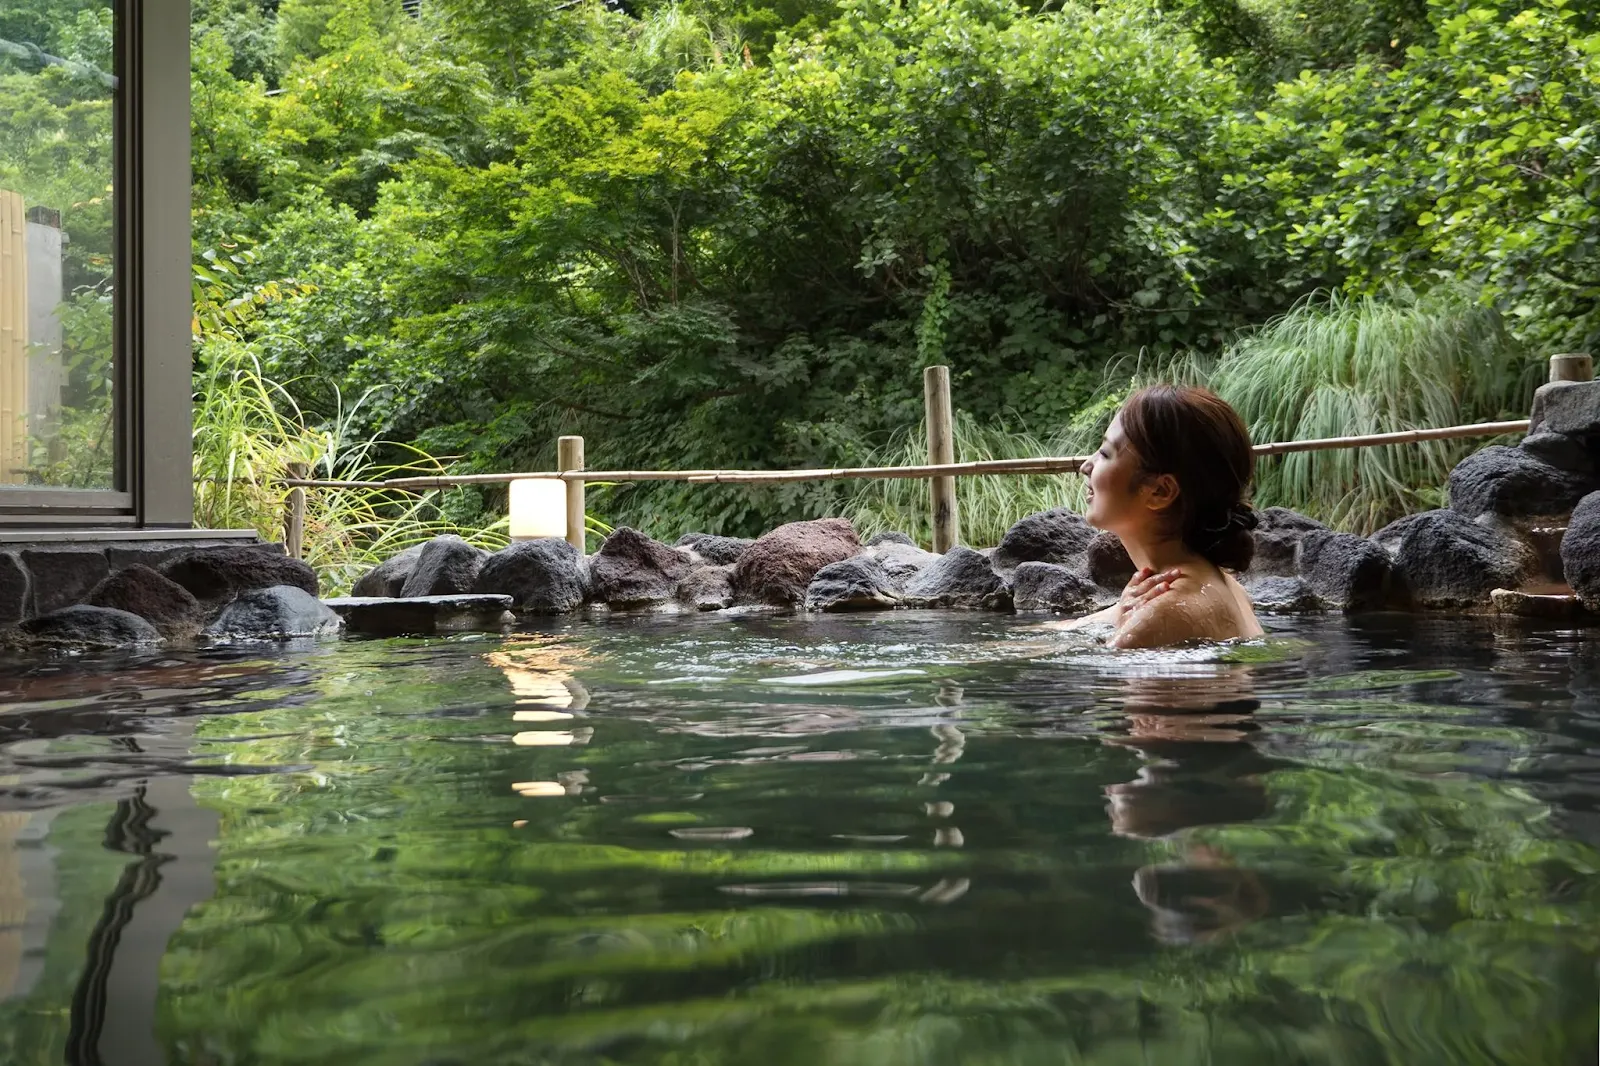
[1121,534,1203,573]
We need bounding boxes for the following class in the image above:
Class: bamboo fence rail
[279,418,1533,492]
[269,352,1593,558]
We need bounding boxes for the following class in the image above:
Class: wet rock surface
[87,565,205,635]
[206,585,344,640]
[24,548,110,616]
[731,518,862,606]
[1530,380,1600,440]
[1297,530,1396,611]
[1085,532,1136,590]
[351,544,423,598]
[1563,492,1600,610]
[991,509,1094,570]
[163,547,319,604]
[1242,575,1324,614]
[473,538,589,613]
[1384,510,1531,608]
[1448,445,1595,520]
[677,564,735,611]
[1248,508,1328,578]
[398,536,489,598]
[325,594,515,635]
[865,538,938,582]
[675,533,754,566]
[15,605,163,648]
[903,547,1009,609]
[591,528,693,608]
[805,557,901,611]
[1011,562,1099,613]
[0,553,28,626]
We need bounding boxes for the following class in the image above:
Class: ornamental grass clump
[1166,287,1542,532]
[192,344,507,595]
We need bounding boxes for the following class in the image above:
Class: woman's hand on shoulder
[1110,568,1203,649]
[1118,567,1182,618]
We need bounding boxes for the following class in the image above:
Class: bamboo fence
[270,354,1596,558]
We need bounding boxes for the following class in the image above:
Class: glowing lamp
[509,478,567,540]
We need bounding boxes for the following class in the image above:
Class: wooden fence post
[924,366,959,553]
[1550,353,1594,383]
[285,462,307,561]
[558,435,585,555]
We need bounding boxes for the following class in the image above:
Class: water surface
[0,612,1596,1065]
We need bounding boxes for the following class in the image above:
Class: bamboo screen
[0,191,27,484]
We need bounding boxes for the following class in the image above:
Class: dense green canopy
[4,0,1595,534]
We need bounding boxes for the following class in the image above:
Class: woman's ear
[1142,473,1180,513]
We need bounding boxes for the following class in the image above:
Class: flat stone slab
[324,594,515,635]
[1489,588,1599,621]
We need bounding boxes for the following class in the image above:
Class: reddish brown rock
[87,565,205,635]
[731,518,862,606]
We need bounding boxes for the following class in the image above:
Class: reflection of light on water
[512,781,567,797]
[513,709,574,722]
[485,641,590,709]
[511,728,592,747]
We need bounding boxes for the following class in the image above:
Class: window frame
[0,0,192,528]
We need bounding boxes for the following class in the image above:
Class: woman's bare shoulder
[1110,588,1226,649]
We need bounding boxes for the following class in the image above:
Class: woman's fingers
[1126,571,1181,611]
[1123,567,1181,601]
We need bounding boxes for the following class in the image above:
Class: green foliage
[192,343,509,594]
[170,0,1597,539]
[1164,287,1542,531]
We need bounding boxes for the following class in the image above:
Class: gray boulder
[1297,530,1397,612]
[1519,431,1595,476]
[1378,509,1532,608]
[16,605,162,648]
[591,528,692,608]
[991,509,1094,570]
[87,565,205,635]
[1529,379,1600,439]
[1249,507,1328,577]
[1563,491,1600,610]
[1242,575,1324,614]
[1011,562,1099,613]
[902,547,1009,609]
[676,564,735,611]
[473,538,589,613]
[352,544,424,598]
[865,531,917,548]
[205,586,344,640]
[865,538,938,582]
[675,533,754,566]
[805,557,901,611]
[398,536,488,597]
[1086,531,1135,590]
[731,518,862,606]
[1447,445,1594,520]
[163,547,319,604]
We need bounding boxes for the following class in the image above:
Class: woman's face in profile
[1080,413,1147,534]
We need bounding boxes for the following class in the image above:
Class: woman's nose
[1079,457,1093,477]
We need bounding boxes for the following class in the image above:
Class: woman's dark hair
[1118,385,1258,571]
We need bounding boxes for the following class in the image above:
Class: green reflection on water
[6,620,1600,1065]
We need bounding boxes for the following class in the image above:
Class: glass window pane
[0,1,117,490]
